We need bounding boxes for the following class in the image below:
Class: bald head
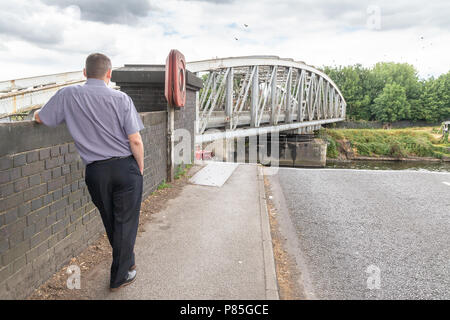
[85,53,112,79]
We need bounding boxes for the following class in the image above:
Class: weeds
[174,163,193,179]
[317,129,339,158]
[324,128,450,159]
[157,179,171,190]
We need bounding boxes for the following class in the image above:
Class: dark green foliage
[316,129,339,158]
[323,63,450,123]
[373,83,409,122]
[326,137,339,158]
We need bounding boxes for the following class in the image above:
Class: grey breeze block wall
[0,66,202,299]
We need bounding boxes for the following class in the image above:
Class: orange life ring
[164,49,186,107]
[164,52,174,106]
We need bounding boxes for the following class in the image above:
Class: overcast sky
[0,0,449,81]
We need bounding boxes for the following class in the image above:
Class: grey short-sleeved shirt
[38,78,144,164]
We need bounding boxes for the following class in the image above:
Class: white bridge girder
[0,71,120,119]
[187,55,347,140]
[0,71,86,118]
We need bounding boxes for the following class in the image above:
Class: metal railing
[0,71,85,119]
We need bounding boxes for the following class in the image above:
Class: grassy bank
[319,127,450,160]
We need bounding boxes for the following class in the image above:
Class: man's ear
[83,68,87,78]
[106,68,112,80]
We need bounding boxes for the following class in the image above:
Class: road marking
[443,182,450,186]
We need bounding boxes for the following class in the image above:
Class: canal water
[208,135,450,173]
[325,160,450,172]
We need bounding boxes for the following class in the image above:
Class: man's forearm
[130,141,144,175]
[34,110,42,124]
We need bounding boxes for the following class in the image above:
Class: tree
[419,72,450,123]
[324,65,372,120]
[370,62,421,120]
[420,78,441,122]
[372,83,409,123]
[436,72,450,122]
[323,62,448,123]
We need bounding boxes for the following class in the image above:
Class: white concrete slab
[189,162,239,187]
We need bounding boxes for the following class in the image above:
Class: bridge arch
[187,56,346,138]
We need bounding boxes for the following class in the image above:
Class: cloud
[378,1,450,31]
[0,0,448,81]
[302,0,450,31]
[183,0,234,3]
[0,1,65,45]
[42,0,154,25]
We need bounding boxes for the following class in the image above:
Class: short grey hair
[85,53,112,78]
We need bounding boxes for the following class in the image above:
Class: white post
[167,104,175,182]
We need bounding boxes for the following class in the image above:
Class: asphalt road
[270,168,450,299]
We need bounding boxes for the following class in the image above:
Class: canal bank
[320,127,450,161]
[326,158,450,172]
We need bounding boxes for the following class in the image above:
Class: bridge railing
[0,71,119,120]
[0,71,86,119]
[187,56,346,135]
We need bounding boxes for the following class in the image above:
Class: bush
[367,142,390,155]
[326,138,339,158]
[355,143,371,156]
[389,143,407,158]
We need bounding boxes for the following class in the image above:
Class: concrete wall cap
[112,64,203,90]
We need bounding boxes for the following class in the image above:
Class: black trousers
[85,156,143,288]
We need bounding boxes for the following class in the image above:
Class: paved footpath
[79,164,278,300]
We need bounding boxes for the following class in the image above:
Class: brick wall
[0,125,105,299]
[121,85,167,113]
[174,90,196,165]
[140,112,167,199]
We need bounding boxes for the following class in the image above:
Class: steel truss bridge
[187,56,346,143]
[0,56,346,139]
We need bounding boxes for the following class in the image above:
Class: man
[35,53,144,292]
